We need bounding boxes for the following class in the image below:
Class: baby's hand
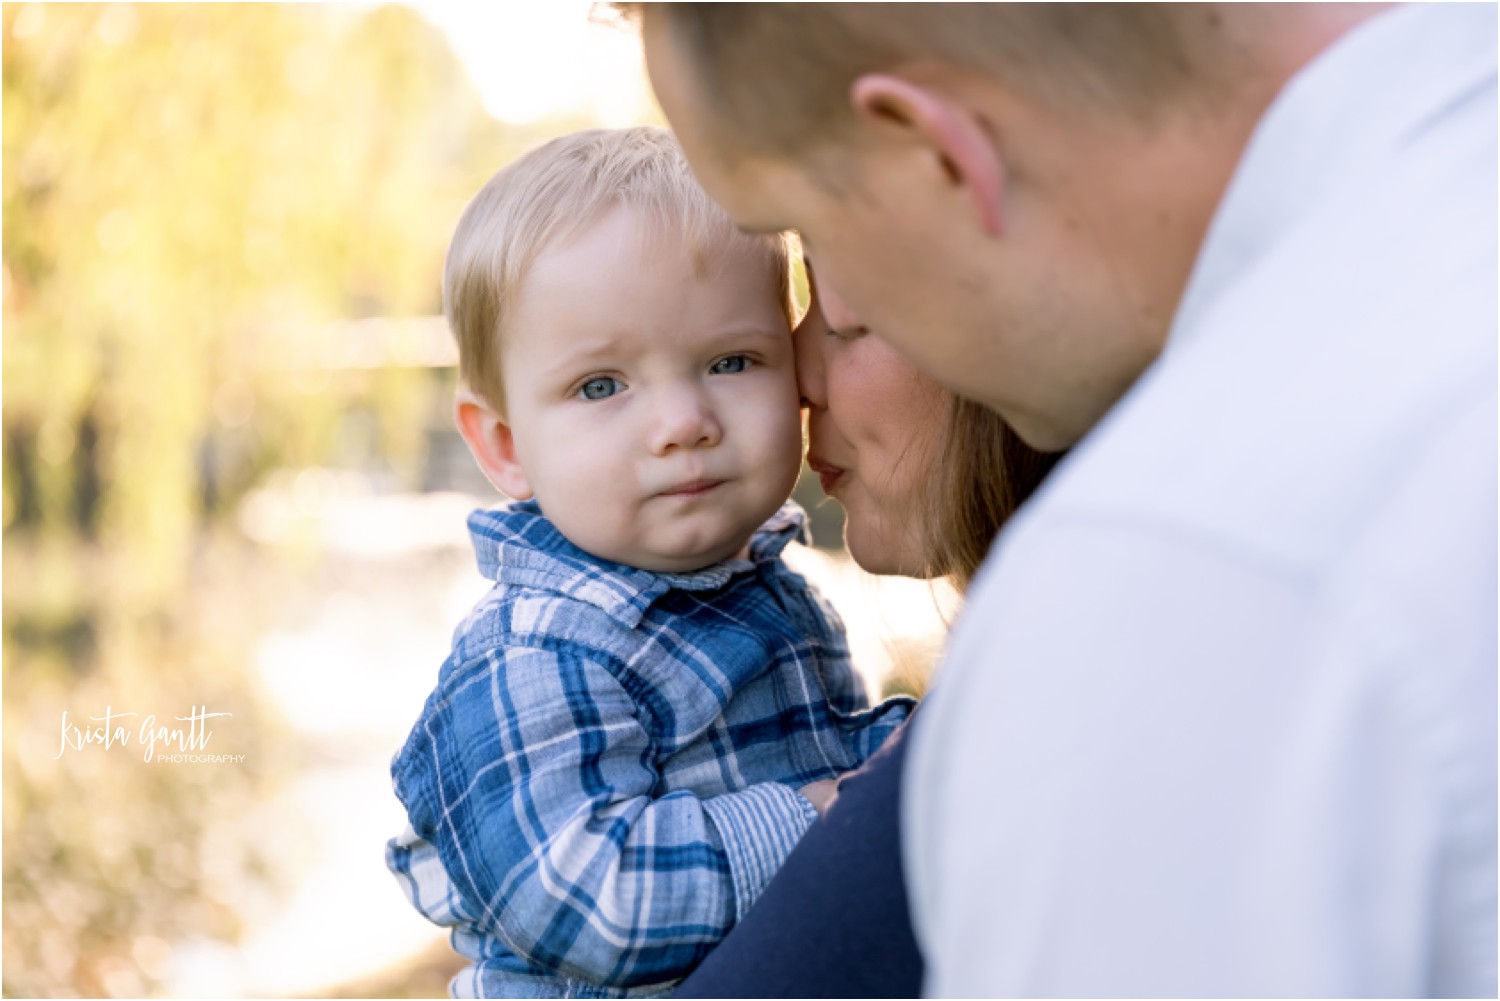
[799,777,842,816]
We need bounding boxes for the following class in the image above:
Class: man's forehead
[641,11,795,234]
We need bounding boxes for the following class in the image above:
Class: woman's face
[796,266,950,576]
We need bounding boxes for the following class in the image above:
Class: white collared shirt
[907,5,1497,996]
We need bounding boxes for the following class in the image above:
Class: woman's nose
[648,386,723,454]
[793,303,829,409]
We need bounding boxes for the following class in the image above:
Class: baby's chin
[569,514,762,574]
[544,491,783,573]
[603,532,755,574]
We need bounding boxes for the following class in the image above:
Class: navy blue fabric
[674,718,923,999]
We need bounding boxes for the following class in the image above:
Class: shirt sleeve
[676,726,924,999]
[393,641,819,988]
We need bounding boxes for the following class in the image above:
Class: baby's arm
[393,643,819,989]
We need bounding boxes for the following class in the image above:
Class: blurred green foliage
[1,3,585,995]
[4,1,501,579]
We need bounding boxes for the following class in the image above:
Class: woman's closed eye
[710,354,754,375]
[577,375,624,401]
[826,324,869,343]
[804,254,868,342]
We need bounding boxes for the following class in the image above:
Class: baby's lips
[657,478,727,497]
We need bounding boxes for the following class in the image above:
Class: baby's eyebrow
[538,336,624,378]
[702,325,789,346]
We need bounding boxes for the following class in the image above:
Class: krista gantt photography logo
[54,706,244,764]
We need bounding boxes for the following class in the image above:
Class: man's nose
[649,386,722,454]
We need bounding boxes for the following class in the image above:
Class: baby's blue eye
[711,355,751,375]
[578,377,621,400]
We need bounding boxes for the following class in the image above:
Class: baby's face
[498,206,803,572]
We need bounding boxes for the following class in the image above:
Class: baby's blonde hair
[445,126,794,409]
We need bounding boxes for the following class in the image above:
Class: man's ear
[454,387,533,500]
[849,73,1005,237]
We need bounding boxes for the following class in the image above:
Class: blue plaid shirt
[387,500,912,998]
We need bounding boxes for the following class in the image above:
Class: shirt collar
[1168,3,1497,350]
[467,499,812,629]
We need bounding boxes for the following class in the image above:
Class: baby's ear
[454,388,533,500]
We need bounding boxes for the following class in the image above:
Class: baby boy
[386,127,911,999]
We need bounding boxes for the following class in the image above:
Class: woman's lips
[806,456,846,494]
[659,479,725,498]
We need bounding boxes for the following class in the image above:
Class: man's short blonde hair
[626,4,1239,156]
[445,126,794,409]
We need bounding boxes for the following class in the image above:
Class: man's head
[636,3,1377,449]
[448,127,802,572]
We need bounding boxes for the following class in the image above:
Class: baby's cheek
[766,408,807,499]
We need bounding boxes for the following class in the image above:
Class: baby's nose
[649,388,722,454]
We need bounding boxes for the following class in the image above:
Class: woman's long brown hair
[923,397,1063,592]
